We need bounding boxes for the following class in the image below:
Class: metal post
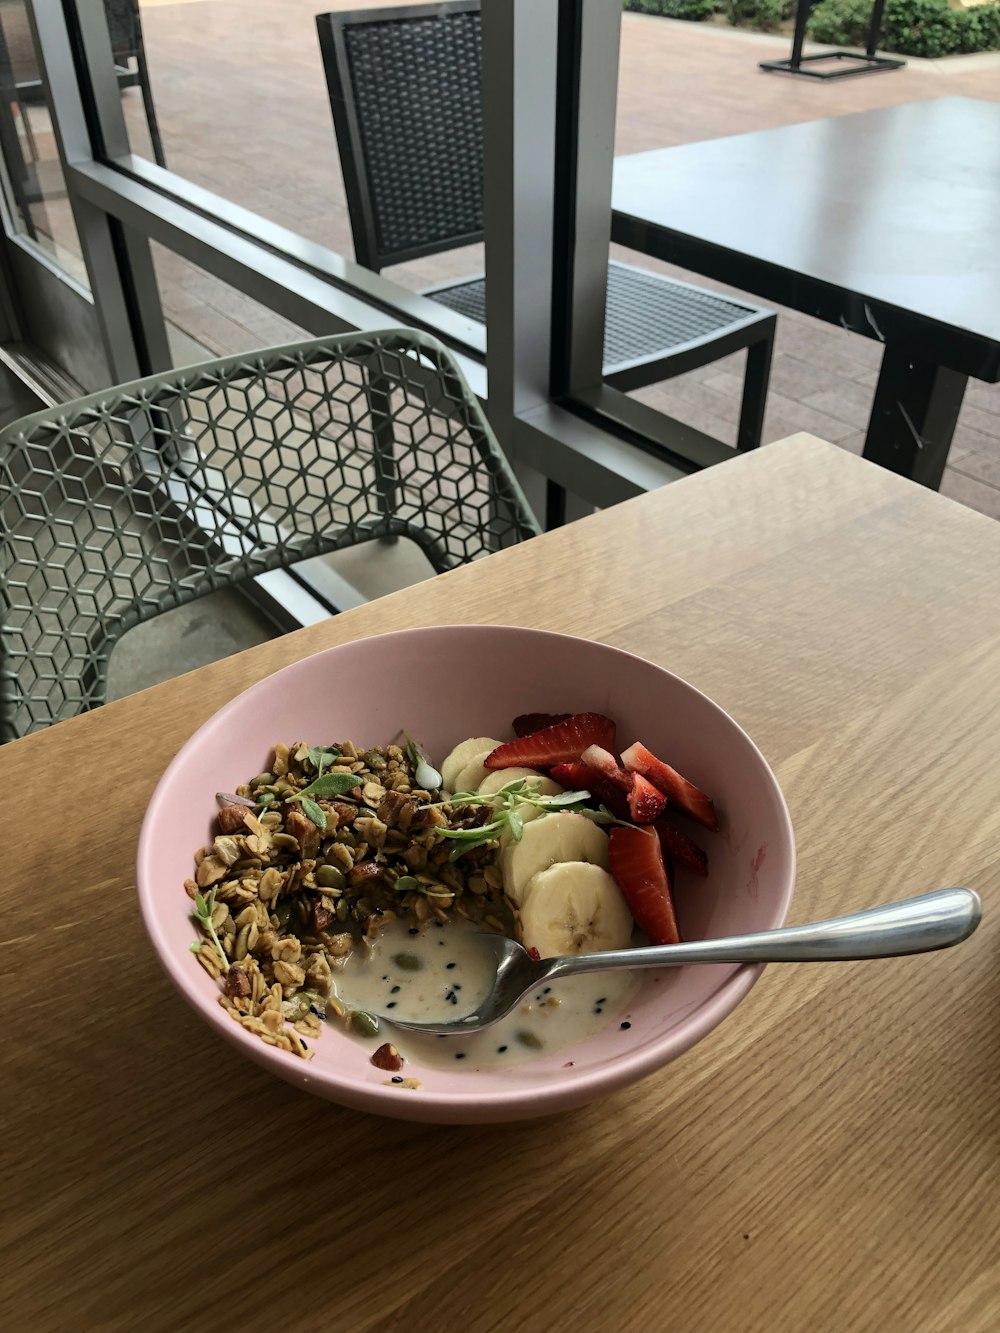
[28,0,170,380]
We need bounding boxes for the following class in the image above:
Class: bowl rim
[136,623,796,1118]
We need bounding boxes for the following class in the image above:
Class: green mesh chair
[0,328,539,741]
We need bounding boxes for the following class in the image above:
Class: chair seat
[426,259,769,372]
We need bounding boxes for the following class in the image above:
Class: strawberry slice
[621,741,719,831]
[580,744,631,790]
[485,712,616,770]
[627,773,667,825]
[551,761,632,820]
[512,712,571,738]
[608,826,680,945]
[654,816,708,878]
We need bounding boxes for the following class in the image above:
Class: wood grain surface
[4,436,999,1333]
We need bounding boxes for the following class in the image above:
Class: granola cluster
[187,739,509,1058]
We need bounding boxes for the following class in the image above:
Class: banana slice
[519,862,634,957]
[501,811,609,907]
[453,748,501,796]
[477,767,564,798]
[440,737,503,793]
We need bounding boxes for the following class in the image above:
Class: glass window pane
[128,1,482,294]
[0,2,88,285]
[150,242,312,365]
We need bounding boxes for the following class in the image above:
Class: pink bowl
[137,625,794,1122]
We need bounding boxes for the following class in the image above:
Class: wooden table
[5,436,999,1332]
[612,99,1000,490]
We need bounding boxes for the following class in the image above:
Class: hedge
[623,0,1000,54]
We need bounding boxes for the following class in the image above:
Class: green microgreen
[192,887,229,971]
[430,779,604,861]
[308,746,341,774]
[285,771,364,831]
[403,731,443,791]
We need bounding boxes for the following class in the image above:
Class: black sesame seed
[387,1002,397,1010]
[497,1045,508,1053]
[446,962,457,970]
[596,996,607,1005]
[434,921,444,929]
[390,985,400,994]
[408,928,419,936]
[381,975,388,982]
[620,1021,632,1030]
[392,1076,403,1084]
[455,1052,467,1060]
[543,987,551,995]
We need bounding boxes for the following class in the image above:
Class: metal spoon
[384,887,981,1036]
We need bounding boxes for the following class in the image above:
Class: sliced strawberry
[512,712,571,738]
[551,761,632,821]
[608,826,680,945]
[485,712,616,770]
[580,744,631,790]
[621,741,719,831]
[654,815,708,878]
[627,773,667,825]
[549,760,594,788]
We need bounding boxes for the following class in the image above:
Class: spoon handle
[543,888,981,980]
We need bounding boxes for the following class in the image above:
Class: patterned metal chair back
[0,329,538,740]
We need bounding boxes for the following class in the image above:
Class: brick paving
[109,4,1000,518]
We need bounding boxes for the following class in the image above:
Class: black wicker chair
[316,1,776,451]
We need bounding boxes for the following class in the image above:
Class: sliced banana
[477,767,564,798]
[453,748,501,796]
[501,811,609,907]
[519,862,634,957]
[440,737,503,793]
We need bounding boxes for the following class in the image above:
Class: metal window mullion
[26,0,170,380]
[559,0,621,396]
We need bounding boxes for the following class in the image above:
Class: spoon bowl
[384,887,982,1036]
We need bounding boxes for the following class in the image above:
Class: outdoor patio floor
[56,4,1000,519]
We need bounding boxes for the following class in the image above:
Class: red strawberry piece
[485,712,616,770]
[580,744,631,790]
[551,762,632,821]
[512,712,572,738]
[627,773,667,825]
[608,826,680,946]
[621,741,719,831]
[654,816,708,878]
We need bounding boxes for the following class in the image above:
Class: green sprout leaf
[191,886,229,971]
[292,772,363,800]
[507,809,524,842]
[308,746,341,774]
[300,796,327,831]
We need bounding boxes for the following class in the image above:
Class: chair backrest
[0,328,538,741]
[316,2,483,273]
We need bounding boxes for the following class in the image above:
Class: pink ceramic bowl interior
[137,625,795,1123]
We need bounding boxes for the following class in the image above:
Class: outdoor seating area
[119,2,1000,514]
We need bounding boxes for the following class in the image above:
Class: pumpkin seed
[349,1009,380,1039]
[316,864,346,890]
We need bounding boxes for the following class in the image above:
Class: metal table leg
[760,0,905,78]
[863,347,967,489]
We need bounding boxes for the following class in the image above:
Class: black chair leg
[736,321,775,452]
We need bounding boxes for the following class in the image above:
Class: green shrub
[807,0,1000,56]
[723,0,785,29]
[622,0,719,19]
[806,0,873,44]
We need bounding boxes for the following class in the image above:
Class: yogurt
[334,917,639,1071]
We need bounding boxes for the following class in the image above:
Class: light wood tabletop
[5,435,999,1332]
